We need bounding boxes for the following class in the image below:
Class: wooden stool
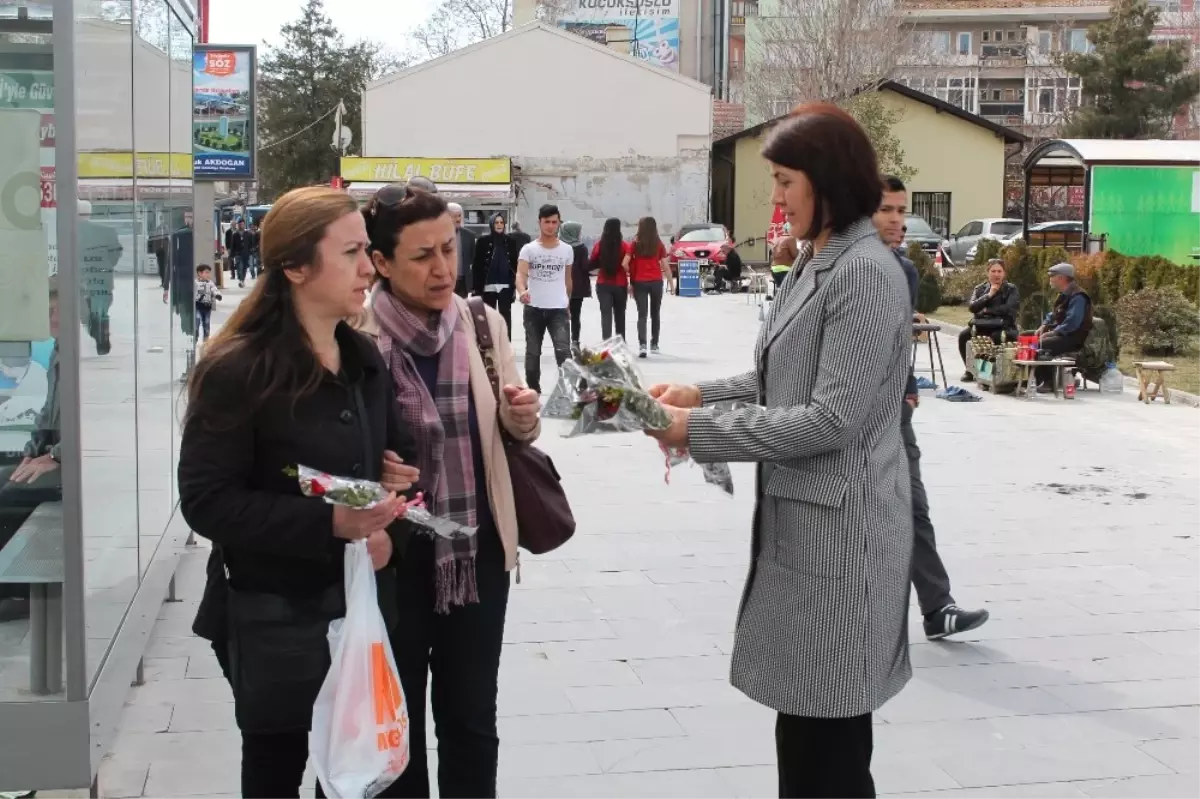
[1134,361,1175,404]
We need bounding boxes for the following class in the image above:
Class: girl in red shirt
[590,217,631,340]
[629,216,669,357]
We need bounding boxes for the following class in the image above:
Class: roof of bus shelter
[1024,138,1200,172]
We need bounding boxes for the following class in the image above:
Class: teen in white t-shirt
[515,205,574,393]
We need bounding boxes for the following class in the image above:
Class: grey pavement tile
[876,680,1072,723]
[502,619,617,644]
[125,676,232,705]
[1134,630,1200,658]
[873,718,1021,755]
[522,568,657,589]
[1089,653,1200,682]
[539,634,725,662]
[106,730,240,768]
[499,769,733,798]
[969,634,1160,664]
[496,684,576,717]
[506,587,601,623]
[499,656,641,688]
[931,740,1173,788]
[566,679,750,713]
[114,701,173,734]
[581,586,688,620]
[1042,677,1200,713]
[142,634,219,660]
[871,754,961,794]
[496,741,603,779]
[670,702,776,737]
[141,756,241,796]
[716,765,775,798]
[644,565,747,584]
[907,642,996,668]
[605,614,736,640]
[885,782,1090,798]
[96,760,148,799]
[1081,591,1200,615]
[498,708,685,745]
[140,656,188,682]
[184,652,226,679]
[953,611,1200,642]
[166,699,236,732]
[987,707,1200,747]
[591,734,773,773]
[630,654,733,684]
[1079,773,1200,798]
[1136,737,1200,772]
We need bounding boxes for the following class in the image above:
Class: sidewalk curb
[928,317,1200,409]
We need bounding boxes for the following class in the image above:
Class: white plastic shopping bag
[310,540,410,798]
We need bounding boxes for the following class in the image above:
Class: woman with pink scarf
[355,183,540,798]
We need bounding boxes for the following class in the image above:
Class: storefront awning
[345,182,513,203]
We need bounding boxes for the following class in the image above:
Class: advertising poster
[558,0,680,73]
[0,69,55,277]
[1090,166,1200,265]
[193,45,256,180]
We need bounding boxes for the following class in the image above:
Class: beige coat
[357,294,538,572]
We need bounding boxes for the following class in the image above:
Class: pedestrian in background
[515,204,574,394]
[226,219,247,287]
[357,183,541,798]
[447,202,476,298]
[645,104,913,799]
[591,217,631,341]
[561,220,592,353]
[629,216,670,358]
[471,213,519,339]
[179,186,420,798]
[509,219,531,250]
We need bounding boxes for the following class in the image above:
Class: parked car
[901,214,945,258]
[997,220,1084,247]
[942,217,1022,266]
[668,224,733,278]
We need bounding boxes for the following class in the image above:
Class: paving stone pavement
[99,288,1200,798]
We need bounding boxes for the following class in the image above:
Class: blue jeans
[235,252,250,281]
[195,305,212,340]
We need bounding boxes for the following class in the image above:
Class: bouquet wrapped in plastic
[542,338,736,495]
[293,465,477,541]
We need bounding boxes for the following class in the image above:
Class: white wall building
[360,22,713,238]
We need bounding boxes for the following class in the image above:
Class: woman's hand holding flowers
[643,404,691,449]
[380,450,420,494]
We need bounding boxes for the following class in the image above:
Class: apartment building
[895,0,1112,136]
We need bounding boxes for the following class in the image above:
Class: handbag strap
[350,381,376,480]
[467,297,502,404]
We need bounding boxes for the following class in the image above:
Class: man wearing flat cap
[1034,262,1093,392]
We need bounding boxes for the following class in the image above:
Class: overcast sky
[207,0,439,49]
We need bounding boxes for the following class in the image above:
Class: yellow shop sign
[340,157,511,185]
[78,152,193,179]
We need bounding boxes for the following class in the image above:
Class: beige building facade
[711,81,1026,248]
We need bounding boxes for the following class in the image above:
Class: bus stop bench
[0,502,64,695]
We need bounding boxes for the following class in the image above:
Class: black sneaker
[961,371,974,382]
[924,604,989,640]
[651,344,660,354]
[638,346,647,359]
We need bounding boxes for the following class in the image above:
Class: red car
[667,223,734,279]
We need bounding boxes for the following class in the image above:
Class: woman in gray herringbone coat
[646,105,914,798]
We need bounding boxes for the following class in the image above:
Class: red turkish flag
[766,205,787,247]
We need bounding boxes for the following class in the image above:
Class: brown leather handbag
[467,298,576,554]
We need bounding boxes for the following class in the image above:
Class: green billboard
[1090,166,1200,265]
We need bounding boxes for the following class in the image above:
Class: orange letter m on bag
[371,641,406,754]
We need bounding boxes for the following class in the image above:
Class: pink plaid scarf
[372,291,478,613]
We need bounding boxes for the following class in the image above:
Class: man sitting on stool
[1035,262,1093,393]
[710,241,744,293]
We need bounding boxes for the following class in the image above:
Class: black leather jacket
[967,281,1019,328]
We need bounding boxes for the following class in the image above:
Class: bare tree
[743,0,914,121]
[406,0,514,61]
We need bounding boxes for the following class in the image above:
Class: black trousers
[523,306,571,393]
[569,297,586,343]
[481,290,513,341]
[212,641,326,799]
[386,524,510,798]
[595,283,627,340]
[777,712,875,798]
[1035,331,1085,385]
[632,279,664,348]
[901,401,953,615]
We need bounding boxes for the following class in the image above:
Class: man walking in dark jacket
[876,176,989,640]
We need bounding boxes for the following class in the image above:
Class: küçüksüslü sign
[564,0,678,18]
[192,44,257,180]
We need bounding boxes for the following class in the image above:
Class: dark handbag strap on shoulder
[465,297,576,555]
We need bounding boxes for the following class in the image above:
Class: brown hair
[633,216,661,259]
[362,184,449,262]
[186,186,359,426]
[760,103,882,241]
